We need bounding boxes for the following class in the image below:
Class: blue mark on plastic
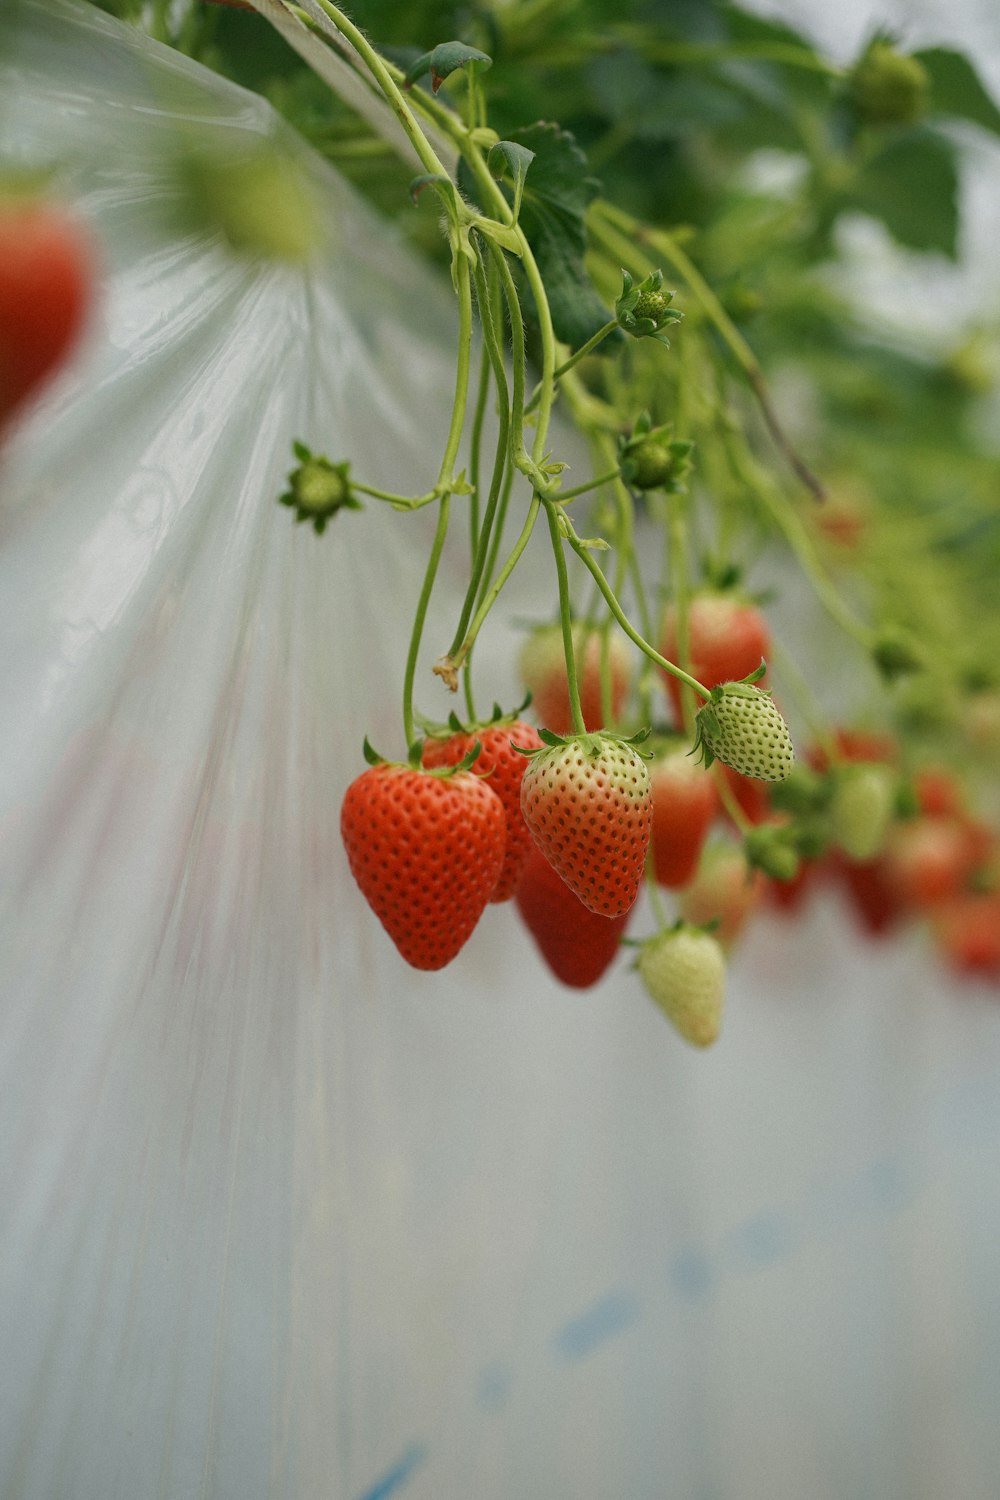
[723,1208,796,1272]
[477,1360,513,1410]
[357,1443,427,1500]
[553,1289,641,1360]
[668,1245,714,1301]
[860,1156,914,1213]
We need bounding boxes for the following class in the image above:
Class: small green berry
[693,674,795,783]
[850,41,928,127]
[279,443,360,534]
[615,269,683,342]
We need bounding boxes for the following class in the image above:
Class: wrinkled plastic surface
[2,5,1000,1499]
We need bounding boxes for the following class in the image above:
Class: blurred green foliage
[91,0,1000,720]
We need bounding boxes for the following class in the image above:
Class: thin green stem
[352,482,436,509]
[446,251,512,658]
[435,254,475,489]
[563,523,711,700]
[402,497,451,749]
[311,0,449,179]
[450,495,542,671]
[725,434,874,652]
[711,765,753,834]
[592,202,826,500]
[524,319,619,414]
[645,864,672,929]
[400,254,474,742]
[468,341,491,554]
[669,504,698,737]
[543,498,586,735]
[554,468,621,504]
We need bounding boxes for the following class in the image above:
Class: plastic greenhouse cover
[3,3,1000,1499]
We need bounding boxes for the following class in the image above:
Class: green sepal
[769,764,831,816]
[418,700,529,740]
[487,139,535,223]
[516,725,651,759]
[362,736,385,767]
[872,628,923,681]
[409,172,456,207]
[744,824,801,882]
[615,268,683,342]
[404,41,493,94]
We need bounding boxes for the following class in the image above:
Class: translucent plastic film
[2,5,1000,1499]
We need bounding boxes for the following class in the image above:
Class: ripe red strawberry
[340,761,506,970]
[882,816,983,911]
[0,198,92,429]
[912,766,964,819]
[637,925,727,1046]
[421,715,543,902]
[518,623,631,734]
[647,741,718,888]
[659,592,770,724]
[520,731,652,916]
[830,850,905,938]
[718,763,772,826]
[678,843,765,948]
[808,726,897,772]
[766,855,820,915]
[515,846,631,988]
[931,892,1000,980]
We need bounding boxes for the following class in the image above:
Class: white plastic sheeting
[2,5,1000,1498]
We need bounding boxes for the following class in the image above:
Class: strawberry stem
[562,518,712,702]
[543,497,587,735]
[401,253,474,744]
[669,503,698,737]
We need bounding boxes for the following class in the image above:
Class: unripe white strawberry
[694,675,794,782]
[829,762,896,861]
[637,925,726,1047]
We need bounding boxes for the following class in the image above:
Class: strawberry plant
[71,0,1000,1022]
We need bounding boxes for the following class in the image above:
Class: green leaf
[404,41,492,95]
[409,171,455,206]
[587,50,744,141]
[914,47,1000,138]
[503,122,611,348]
[487,139,534,222]
[848,130,958,256]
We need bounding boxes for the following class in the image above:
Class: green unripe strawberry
[637,925,726,1047]
[693,672,794,782]
[850,41,928,127]
[618,414,694,494]
[615,268,683,342]
[279,441,360,534]
[829,762,896,862]
[623,438,675,490]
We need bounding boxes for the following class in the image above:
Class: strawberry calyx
[615,269,683,344]
[417,696,532,742]
[743,822,801,882]
[618,411,694,493]
[279,440,360,533]
[512,725,651,760]
[691,662,769,771]
[362,734,483,777]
